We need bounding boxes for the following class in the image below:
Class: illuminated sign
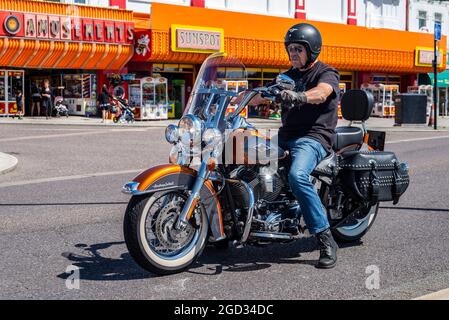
[171,24,224,53]
[4,15,21,35]
[415,47,444,67]
[0,11,134,44]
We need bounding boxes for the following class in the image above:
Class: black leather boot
[315,228,338,269]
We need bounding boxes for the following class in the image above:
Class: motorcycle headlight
[202,128,223,156]
[202,128,222,146]
[165,124,179,144]
[178,115,202,146]
[169,144,187,165]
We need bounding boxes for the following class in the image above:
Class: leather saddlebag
[338,151,409,204]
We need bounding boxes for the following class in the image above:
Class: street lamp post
[433,21,441,130]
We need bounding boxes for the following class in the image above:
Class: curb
[0,152,18,175]
[413,288,449,300]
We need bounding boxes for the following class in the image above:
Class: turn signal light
[207,157,217,171]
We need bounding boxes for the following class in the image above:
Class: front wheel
[123,191,209,275]
[331,203,379,243]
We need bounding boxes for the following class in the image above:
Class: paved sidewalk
[0,152,18,175]
[414,288,449,300]
[1,115,449,131]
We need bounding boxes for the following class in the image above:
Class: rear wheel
[331,203,379,243]
[123,191,209,275]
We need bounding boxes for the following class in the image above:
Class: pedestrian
[13,89,24,119]
[98,84,112,123]
[30,83,41,116]
[275,23,340,269]
[41,79,53,119]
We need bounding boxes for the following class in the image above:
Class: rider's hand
[278,90,307,107]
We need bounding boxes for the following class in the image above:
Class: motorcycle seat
[333,126,364,151]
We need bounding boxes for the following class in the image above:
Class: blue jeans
[279,137,330,234]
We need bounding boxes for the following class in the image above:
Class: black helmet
[284,23,322,66]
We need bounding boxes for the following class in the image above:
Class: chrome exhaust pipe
[249,231,294,241]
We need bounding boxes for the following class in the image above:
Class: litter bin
[394,94,427,125]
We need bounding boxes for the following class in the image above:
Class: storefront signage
[171,24,224,53]
[415,47,444,67]
[4,14,21,35]
[0,11,134,44]
[135,33,150,56]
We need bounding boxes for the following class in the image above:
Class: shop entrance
[152,64,194,118]
[25,70,97,117]
[0,70,25,117]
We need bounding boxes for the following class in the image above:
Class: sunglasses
[287,46,304,53]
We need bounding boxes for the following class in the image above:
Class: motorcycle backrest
[340,89,374,121]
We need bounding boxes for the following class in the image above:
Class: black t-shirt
[98,91,111,105]
[41,87,53,107]
[278,61,340,152]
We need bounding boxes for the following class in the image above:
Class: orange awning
[0,0,135,70]
[143,3,446,73]
[0,38,134,70]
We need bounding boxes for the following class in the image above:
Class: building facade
[0,0,134,117]
[0,0,445,118]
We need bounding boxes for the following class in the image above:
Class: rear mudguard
[123,164,225,241]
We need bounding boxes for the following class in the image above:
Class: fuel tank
[224,129,287,165]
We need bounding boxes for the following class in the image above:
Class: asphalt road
[1,123,449,300]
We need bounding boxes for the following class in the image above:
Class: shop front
[0,0,134,117]
[127,3,446,120]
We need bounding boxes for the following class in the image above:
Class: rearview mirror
[276,74,295,91]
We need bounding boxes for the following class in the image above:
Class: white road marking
[387,135,449,144]
[0,169,144,188]
[0,128,153,142]
[413,288,449,300]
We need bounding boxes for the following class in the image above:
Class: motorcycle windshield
[184,52,252,123]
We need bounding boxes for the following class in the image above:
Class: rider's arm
[304,82,334,105]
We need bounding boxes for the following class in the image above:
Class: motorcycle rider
[277,23,340,269]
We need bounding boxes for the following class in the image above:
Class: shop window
[226,68,246,79]
[0,74,5,101]
[152,64,195,73]
[247,68,263,79]
[63,75,82,99]
[179,65,194,72]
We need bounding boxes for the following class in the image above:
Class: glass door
[0,71,6,115]
[8,71,25,115]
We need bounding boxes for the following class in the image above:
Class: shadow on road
[58,237,364,280]
[188,237,363,276]
[57,241,154,281]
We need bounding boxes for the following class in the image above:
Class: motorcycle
[122,53,410,275]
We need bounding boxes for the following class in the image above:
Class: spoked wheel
[331,203,379,243]
[123,191,209,275]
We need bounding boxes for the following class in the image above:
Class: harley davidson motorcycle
[122,53,410,275]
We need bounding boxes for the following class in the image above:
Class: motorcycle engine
[236,166,284,202]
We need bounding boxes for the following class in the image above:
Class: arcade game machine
[129,77,169,120]
[224,80,248,118]
[0,70,25,117]
[63,74,97,116]
[337,82,346,119]
[361,83,399,118]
